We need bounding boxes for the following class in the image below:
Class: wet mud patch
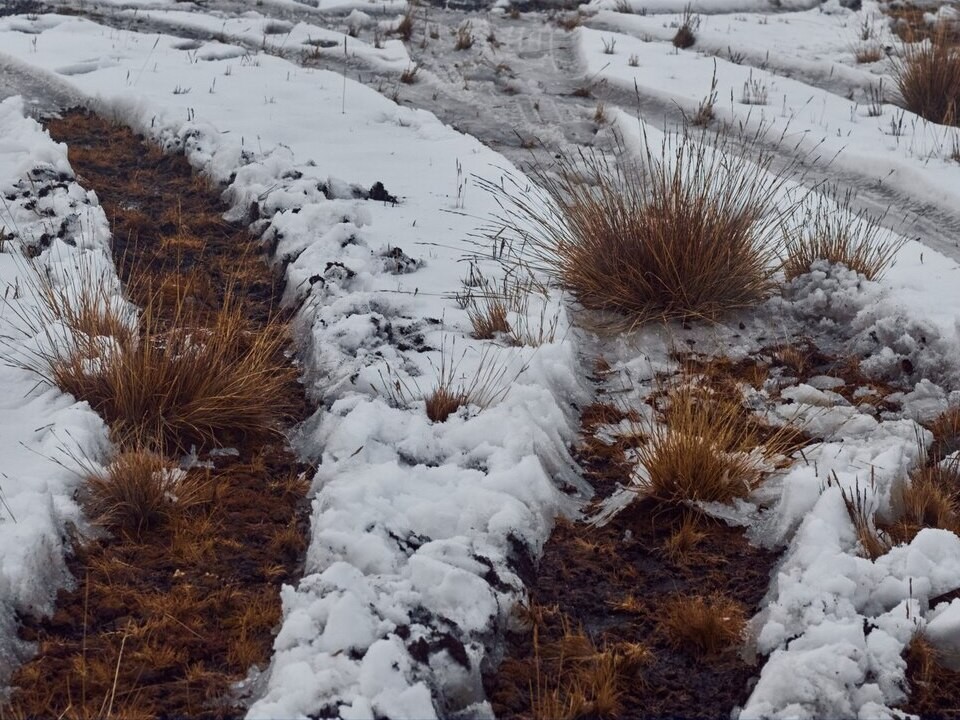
[485,385,779,718]
[3,110,313,718]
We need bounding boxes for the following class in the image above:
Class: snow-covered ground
[0,95,115,684]
[580,3,960,216]
[2,0,960,717]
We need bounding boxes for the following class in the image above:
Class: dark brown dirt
[485,364,779,719]
[3,111,312,719]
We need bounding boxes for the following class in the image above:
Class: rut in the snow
[4,111,312,719]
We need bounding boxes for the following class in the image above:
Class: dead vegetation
[522,609,651,720]
[672,6,699,49]
[632,379,799,506]
[82,449,209,537]
[454,21,474,51]
[891,25,960,126]
[783,191,904,281]
[483,130,795,325]
[1,111,311,719]
[659,593,747,657]
[421,343,514,422]
[34,285,294,452]
[887,461,960,544]
[901,632,960,718]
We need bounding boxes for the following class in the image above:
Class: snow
[581,6,960,218]
[0,96,115,685]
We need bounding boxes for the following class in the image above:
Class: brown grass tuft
[82,449,206,536]
[930,406,960,459]
[393,8,415,41]
[461,268,558,346]
[783,191,904,281]
[4,256,296,452]
[530,617,650,720]
[632,381,794,505]
[49,289,293,451]
[659,593,746,657]
[854,42,884,63]
[902,631,960,716]
[481,130,794,325]
[421,344,513,423]
[672,7,698,49]
[887,461,960,545]
[833,472,890,560]
[455,22,474,51]
[891,28,960,126]
[399,64,420,84]
[661,511,708,564]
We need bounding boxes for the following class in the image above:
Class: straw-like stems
[2,256,296,452]
[478,128,796,326]
[891,26,960,126]
[783,190,904,281]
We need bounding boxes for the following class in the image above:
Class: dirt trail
[3,112,311,719]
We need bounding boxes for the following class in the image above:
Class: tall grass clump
[892,27,960,126]
[480,129,795,326]
[4,261,296,451]
[783,191,904,281]
[58,293,294,450]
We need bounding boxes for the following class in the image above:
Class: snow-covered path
[32,0,960,264]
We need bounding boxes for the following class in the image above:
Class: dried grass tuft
[672,7,698,49]
[632,380,795,505]
[659,593,746,657]
[886,444,960,545]
[891,27,960,126]
[480,129,795,326]
[783,191,904,281]
[6,263,296,452]
[530,616,650,720]
[420,343,516,423]
[82,449,207,536]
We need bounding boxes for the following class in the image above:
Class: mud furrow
[4,111,312,719]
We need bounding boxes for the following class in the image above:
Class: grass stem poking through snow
[891,26,960,126]
[783,190,904,281]
[479,128,795,326]
[461,265,559,347]
[413,339,519,423]
[672,5,699,49]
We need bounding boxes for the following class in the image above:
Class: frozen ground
[1,0,960,717]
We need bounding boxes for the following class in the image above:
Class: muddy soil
[4,111,312,719]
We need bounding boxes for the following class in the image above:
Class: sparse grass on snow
[783,191,904,281]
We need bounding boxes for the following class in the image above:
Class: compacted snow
[2,0,960,717]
